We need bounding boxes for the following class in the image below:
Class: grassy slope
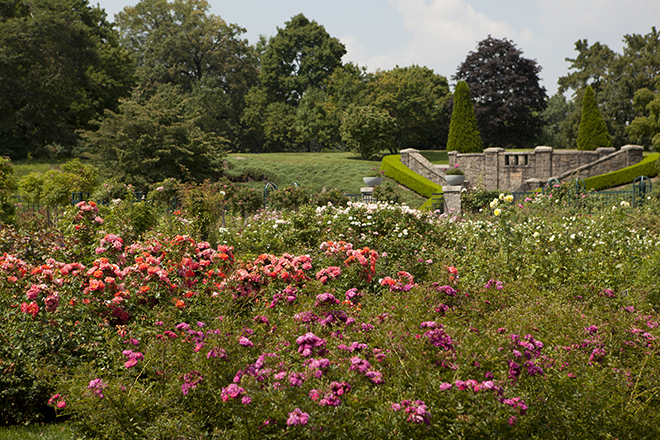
[226,151,429,208]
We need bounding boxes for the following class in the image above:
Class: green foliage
[370,65,451,152]
[577,86,612,151]
[372,182,404,204]
[17,159,99,208]
[116,0,258,151]
[266,186,312,211]
[83,84,226,189]
[627,79,660,151]
[447,82,483,153]
[0,157,16,224]
[340,105,395,159]
[259,13,346,105]
[312,188,350,207]
[559,28,660,147]
[454,37,547,148]
[539,92,578,149]
[244,13,345,152]
[0,0,135,159]
[583,153,659,190]
[461,188,502,213]
[381,155,442,198]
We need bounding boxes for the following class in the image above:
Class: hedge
[583,153,659,191]
[380,155,442,211]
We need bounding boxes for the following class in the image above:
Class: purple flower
[289,372,305,387]
[238,336,254,348]
[181,370,203,395]
[221,383,245,401]
[87,378,107,398]
[286,408,309,426]
[176,322,190,331]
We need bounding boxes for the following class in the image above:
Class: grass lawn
[226,150,435,208]
[10,150,449,210]
[0,424,75,440]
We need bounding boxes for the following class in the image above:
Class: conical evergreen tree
[577,85,612,150]
[447,81,483,153]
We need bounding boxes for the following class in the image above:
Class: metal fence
[512,176,652,210]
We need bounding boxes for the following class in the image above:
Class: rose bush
[1,194,660,438]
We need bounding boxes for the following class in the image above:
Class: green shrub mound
[584,153,659,191]
[381,155,442,207]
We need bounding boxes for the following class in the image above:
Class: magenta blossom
[287,408,309,426]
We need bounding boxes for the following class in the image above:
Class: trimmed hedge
[380,155,442,211]
[583,153,659,191]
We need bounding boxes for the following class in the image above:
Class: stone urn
[363,176,383,187]
[444,175,465,186]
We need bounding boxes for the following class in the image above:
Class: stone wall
[445,145,644,191]
[400,149,448,186]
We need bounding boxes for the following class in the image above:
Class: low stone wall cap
[534,146,553,152]
[484,147,505,152]
[620,145,644,151]
[399,148,419,153]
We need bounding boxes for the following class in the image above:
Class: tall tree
[0,0,135,158]
[559,28,660,148]
[244,13,346,151]
[294,63,372,151]
[259,13,346,105]
[453,36,547,149]
[340,104,395,160]
[626,78,660,150]
[116,0,258,150]
[371,65,451,153]
[577,85,612,151]
[446,81,482,153]
[83,84,225,189]
[538,92,578,149]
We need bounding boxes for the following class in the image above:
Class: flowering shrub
[2,193,660,438]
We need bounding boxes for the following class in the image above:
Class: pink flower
[57,400,66,409]
[238,336,254,347]
[287,408,309,426]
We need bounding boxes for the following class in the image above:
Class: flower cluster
[391,399,431,425]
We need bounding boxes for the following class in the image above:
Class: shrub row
[584,153,659,190]
[380,155,442,210]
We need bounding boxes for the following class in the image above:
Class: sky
[95,0,660,96]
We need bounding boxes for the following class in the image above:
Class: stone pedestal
[442,186,462,215]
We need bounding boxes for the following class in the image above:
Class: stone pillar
[399,148,418,168]
[596,147,616,159]
[442,186,462,215]
[447,151,457,167]
[620,145,644,167]
[483,147,504,190]
[534,146,553,181]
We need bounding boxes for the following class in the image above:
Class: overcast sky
[95,0,660,96]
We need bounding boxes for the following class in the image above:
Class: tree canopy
[115,0,258,151]
[259,13,346,105]
[453,36,547,149]
[370,66,451,153]
[243,13,346,152]
[83,84,225,189]
[558,27,660,147]
[0,0,135,159]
